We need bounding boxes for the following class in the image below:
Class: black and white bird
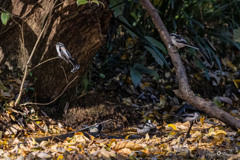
[55,42,80,73]
[82,123,103,134]
[176,112,200,123]
[133,120,156,135]
[175,104,201,138]
[170,33,199,50]
[89,123,103,134]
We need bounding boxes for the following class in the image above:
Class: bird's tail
[185,44,199,50]
[69,58,80,73]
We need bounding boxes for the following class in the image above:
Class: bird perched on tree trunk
[55,42,80,73]
[170,33,199,50]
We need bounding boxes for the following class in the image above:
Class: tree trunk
[0,0,112,101]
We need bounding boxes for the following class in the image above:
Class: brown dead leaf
[113,141,143,151]
[117,148,132,155]
[99,148,116,158]
[188,131,202,142]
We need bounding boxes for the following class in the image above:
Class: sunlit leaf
[125,135,130,140]
[216,130,227,135]
[76,0,88,6]
[167,124,178,131]
[113,141,143,151]
[200,117,205,125]
[1,12,10,25]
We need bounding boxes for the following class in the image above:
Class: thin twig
[30,56,59,71]
[14,1,56,106]
[20,75,79,106]
[61,66,69,83]
[14,22,48,106]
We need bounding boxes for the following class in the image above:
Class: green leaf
[76,0,88,6]
[99,73,105,78]
[133,63,159,79]
[130,67,142,88]
[144,46,163,67]
[110,0,125,17]
[28,87,35,91]
[191,18,205,29]
[144,36,167,54]
[118,16,138,38]
[118,16,169,69]
[1,12,10,25]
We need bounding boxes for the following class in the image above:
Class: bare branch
[140,0,240,130]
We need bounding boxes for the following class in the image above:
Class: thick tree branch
[140,0,240,130]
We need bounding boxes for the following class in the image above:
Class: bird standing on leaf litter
[133,120,156,135]
[82,123,103,134]
[175,104,201,138]
[89,123,103,134]
[176,112,200,123]
[55,42,80,73]
[170,33,199,50]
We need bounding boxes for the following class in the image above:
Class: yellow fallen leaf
[169,131,176,136]
[208,128,215,134]
[233,79,240,89]
[125,135,130,140]
[57,154,64,160]
[200,117,205,125]
[74,132,84,135]
[215,130,227,135]
[188,131,202,142]
[226,60,237,72]
[166,124,178,130]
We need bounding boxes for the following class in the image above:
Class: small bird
[82,123,103,134]
[89,123,103,134]
[176,112,200,123]
[133,120,156,135]
[170,33,199,50]
[55,42,80,73]
[176,103,200,116]
[175,104,201,138]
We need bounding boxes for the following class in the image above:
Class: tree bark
[140,0,240,130]
[0,0,112,100]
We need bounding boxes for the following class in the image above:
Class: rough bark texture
[140,0,240,130]
[0,0,112,100]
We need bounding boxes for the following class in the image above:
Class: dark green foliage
[107,0,240,86]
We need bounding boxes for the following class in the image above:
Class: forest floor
[0,50,240,159]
